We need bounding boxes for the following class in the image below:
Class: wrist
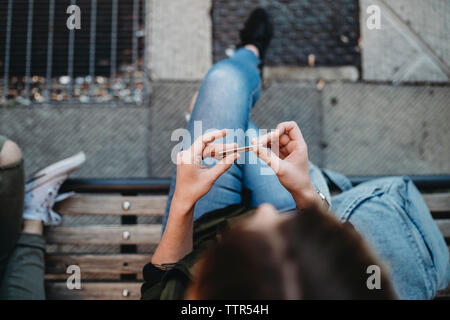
[171,191,196,215]
[22,219,44,235]
[291,184,322,211]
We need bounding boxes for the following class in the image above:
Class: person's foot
[23,152,86,226]
[238,8,274,63]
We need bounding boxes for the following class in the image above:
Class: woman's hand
[251,121,318,209]
[151,129,239,266]
[173,129,240,209]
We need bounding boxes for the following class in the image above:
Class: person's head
[186,204,396,300]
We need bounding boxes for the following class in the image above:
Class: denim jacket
[323,170,450,299]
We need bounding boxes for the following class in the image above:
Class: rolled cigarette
[218,145,259,158]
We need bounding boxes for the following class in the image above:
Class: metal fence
[0,0,148,106]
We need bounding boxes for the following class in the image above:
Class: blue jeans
[324,170,450,299]
[162,48,330,233]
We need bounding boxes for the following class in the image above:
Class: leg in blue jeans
[243,121,296,211]
[162,48,260,233]
[162,48,330,234]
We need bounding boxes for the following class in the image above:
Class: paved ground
[0,106,149,178]
[322,83,450,175]
[149,81,200,177]
[361,0,449,82]
[148,0,212,80]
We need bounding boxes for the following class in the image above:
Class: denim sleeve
[331,176,450,299]
[309,163,332,206]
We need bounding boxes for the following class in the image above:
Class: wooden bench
[45,176,450,300]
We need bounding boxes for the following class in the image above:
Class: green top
[140,204,255,300]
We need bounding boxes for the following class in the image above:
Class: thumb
[253,145,281,174]
[207,152,239,181]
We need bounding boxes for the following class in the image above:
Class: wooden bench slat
[45,273,122,281]
[53,192,449,218]
[54,195,168,216]
[423,193,450,215]
[45,254,150,275]
[45,282,142,300]
[436,220,450,239]
[436,245,450,298]
[46,220,449,246]
[54,193,449,217]
[46,225,162,245]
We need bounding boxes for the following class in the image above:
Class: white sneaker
[23,152,86,226]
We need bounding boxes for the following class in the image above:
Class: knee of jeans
[204,61,249,91]
[0,139,22,167]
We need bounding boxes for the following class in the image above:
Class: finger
[283,140,301,154]
[191,129,228,159]
[276,121,304,142]
[197,129,228,148]
[202,143,225,159]
[279,146,289,159]
[251,129,282,147]
[203,143,237,159]
[176,151,183,165]
[269,139,281,157]
[253,145,281,174]
[176,150,192,165]
[279,133,290,146]
[207,152,240,180]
